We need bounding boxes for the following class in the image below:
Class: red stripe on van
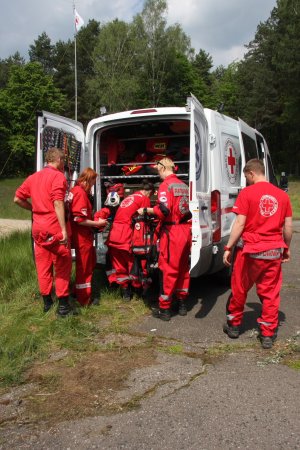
[130,109,157,114]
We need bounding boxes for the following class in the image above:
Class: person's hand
[223,250,232,267]
[137,208,145,215]
[282,248,290,263]
[59,229,68,246]
[94,219,108,228]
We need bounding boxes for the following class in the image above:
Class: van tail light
[211,190,221,243]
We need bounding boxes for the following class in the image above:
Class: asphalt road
[1,221,299,449]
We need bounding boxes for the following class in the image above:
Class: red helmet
[104,180,124,197]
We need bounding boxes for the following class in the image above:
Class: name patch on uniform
[169,183,188,197]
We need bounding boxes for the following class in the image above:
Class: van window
[266,154,278,186]
[256,134,265,160]
[241,132,258,161]
[195,120,209,193]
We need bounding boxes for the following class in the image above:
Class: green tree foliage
[0,63,65,176]
[210,62,241,116]
[87,19,141,114]
[0,53,25,88]
[133,0,193,106]
[235,0,300,173]
[29,32,55,74]
[52,20,101,122]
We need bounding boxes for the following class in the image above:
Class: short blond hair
[158,157,175,171]
[45,147,64,163]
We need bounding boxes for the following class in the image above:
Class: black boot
[57,296,78,317]
[42,295,54,313]
[152,307,171,321]
[121,286,131,302]
[178,301,187,316]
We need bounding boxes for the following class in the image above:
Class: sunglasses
[156,161,165,169]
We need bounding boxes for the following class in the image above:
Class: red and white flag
[74,9,84,32]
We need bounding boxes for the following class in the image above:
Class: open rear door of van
[36,111,85,184]
[188,95,211,277]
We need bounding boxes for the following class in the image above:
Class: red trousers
[34,241,72,298]
[109,248,133,288]
[227,248,282,336]
[74,239,96,306]
[158,224,191,309]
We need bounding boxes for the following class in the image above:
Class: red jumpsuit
[153,174,191,310]
[228,181,292,337]
[107,191,151,289]
[94,206,116,284]
[69,184,96,306]
[15,165,72,298]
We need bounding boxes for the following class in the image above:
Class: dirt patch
[0,347,156,428]
[0,219,31,238]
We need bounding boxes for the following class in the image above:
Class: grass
[287,180,300,219]
[0,231,148,387]
[1,177,299,220]
[0,178,31,219]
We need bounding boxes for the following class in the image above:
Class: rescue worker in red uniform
[94,191,122,285]
[69,168,107,306]
[223,159,293,349]
[107,180,154,301]
[138,157,192,321]
[14,147,74,316]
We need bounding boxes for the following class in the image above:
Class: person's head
[77,167,98,192]
[45,147,65,171]
[140,179,155,197]
[155,157,175,180]
[281,172,286,177]
[243,159,265,185]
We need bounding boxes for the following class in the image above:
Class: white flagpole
[73,1,78,121]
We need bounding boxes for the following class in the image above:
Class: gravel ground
[0,220,299,450]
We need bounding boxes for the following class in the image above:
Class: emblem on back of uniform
[259,195,278,217]
[121,196,134,208]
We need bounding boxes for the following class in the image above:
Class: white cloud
[0,0,276,67]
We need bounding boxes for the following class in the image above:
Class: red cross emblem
[227,147,236,174]
[259,195,278,217]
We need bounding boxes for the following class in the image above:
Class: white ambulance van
[36,94,277,278]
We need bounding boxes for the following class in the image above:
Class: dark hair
[141,179,154,192]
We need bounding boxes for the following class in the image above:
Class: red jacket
[108,191,150,251]
[69,184,94,243]
[153,174,190,225]
[15,165,68,237]
[233,181,292,253]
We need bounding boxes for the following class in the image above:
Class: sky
[0,0,277,67]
